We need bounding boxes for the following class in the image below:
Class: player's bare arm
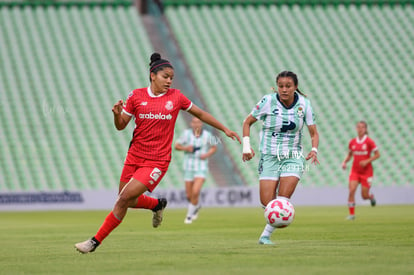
[174,142,194,153]
[112,100,132,130]
[306,124,319,164]
[360,150,380,167]
[200,145,217,160]
[342,150,353,169]
[242,114,257,162]
[188,104,241,144]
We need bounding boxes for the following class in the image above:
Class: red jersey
[348,135,378,174]
[123,87,192,162]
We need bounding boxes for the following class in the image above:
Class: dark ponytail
[149,52,173,75]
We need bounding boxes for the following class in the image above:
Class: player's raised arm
[188,104,241,144]
[112,99,132,131]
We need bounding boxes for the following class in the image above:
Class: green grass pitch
[0,205,413,275]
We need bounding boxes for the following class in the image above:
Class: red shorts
[120,154,170,192]
[349,172,373,188]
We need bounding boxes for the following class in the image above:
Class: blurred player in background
[342,121,380,220]
[75,53,240,253]
[175,117,217,224]
[242,71,319,245]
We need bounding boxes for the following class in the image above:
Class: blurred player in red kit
[75,53,240,253]
[342,121,380,220]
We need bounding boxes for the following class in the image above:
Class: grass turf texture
[0,205,413,275]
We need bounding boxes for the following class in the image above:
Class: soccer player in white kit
[175,117,217,224]
[242,71,319,245]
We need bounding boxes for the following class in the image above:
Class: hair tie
[150,62,172,72]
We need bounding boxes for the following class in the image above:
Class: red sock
[134,194,158,210]
[94,211,122,243]
[348,202,355,215]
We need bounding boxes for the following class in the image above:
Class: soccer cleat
[346,215,356,220]
[370,198,376,207]
[75,237,100,254]
[258,236,275,245]
[152,198,167,228]
[184,216,192,224]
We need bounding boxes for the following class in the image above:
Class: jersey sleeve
[179,92,193,111]
[251,95,271,120]
[368,138,378,152]
[122,90,135,117]
[304,99,316,125]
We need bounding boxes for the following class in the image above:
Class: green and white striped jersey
[176,129,215,171]
[251,92,316,157]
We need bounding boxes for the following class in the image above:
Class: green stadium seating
[166,3,414,187]
[0,4,195,191]
[1,2,414,192]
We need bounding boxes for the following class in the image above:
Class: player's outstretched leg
[152,198,167,228]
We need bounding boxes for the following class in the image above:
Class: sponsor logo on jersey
[138,112,172,120]
[165,100,173,110]
[140,102,148,106]
[256,97,267,110]
[280,120,296,132]
[353,151,368,155]
[149,168,162,182]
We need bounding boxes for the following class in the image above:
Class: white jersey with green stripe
[251,92,316,157]
[177,129,215,171]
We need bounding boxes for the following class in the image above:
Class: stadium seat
[0,4,188,191]
[165,3,414,187]
[1,2,413,192]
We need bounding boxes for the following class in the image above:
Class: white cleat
[184,216,192,224]
[152,198,167,228]
[258,236,275,245]
[346,215,356,221]
[192,206,201,221]
[75,238,99,254]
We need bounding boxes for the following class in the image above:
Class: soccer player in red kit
[75,53,241,253]
[342,121,380,220]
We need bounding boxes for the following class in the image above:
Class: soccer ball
[264,198,295,228]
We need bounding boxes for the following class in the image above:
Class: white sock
[277,196,290,201]
[186,203,197,218]
[260,224,276,238]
